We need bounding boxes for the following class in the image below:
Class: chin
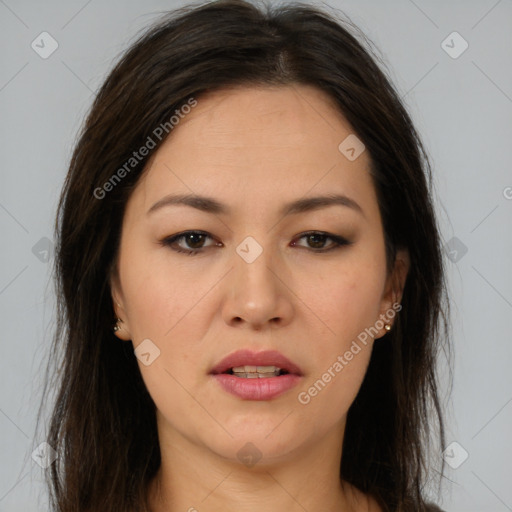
[203,421,306,467]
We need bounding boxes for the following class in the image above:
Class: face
[110,85,409,465]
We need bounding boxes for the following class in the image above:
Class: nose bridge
[234,233,278,299]
[222,233,292,327]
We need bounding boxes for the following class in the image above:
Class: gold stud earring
[384,323,392,331]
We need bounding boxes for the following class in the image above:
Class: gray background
[1,0,511,510]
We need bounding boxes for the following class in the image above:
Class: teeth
[232,365,280,373]
[231,365,282,378]
[234,372,280,378]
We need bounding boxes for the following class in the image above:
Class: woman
[38,0,451,510]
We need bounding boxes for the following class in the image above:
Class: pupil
[187,233,204,249]
[308,234,326,249]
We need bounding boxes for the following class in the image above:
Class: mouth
[210,349,303,377]
[223,366,290,378]
[209,349,303,400]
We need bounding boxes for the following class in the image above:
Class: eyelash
[159,230,352,256]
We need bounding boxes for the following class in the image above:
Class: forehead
[127,85,377,222]
[165,85,355,154]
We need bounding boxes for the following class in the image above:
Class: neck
[147,419,366,512]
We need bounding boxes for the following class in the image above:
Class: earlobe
[376,248,410,338]
[112,316,132,341]
[111,302,132,341]
[110,274,131,341]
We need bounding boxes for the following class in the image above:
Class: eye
[159,230,351,256]
[159,230,222,256]
[291,231,352,252]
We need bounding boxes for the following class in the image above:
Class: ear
[109,267,132,342]
[374,247,410,339]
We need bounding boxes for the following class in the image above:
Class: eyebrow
[147,192,364,218]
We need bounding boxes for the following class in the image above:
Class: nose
[220,241,294,331]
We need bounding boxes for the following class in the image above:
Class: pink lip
[209,349,303,401]
[210,349,303,376]
[211,373,302,400]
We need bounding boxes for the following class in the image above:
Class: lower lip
[211,374,302,400]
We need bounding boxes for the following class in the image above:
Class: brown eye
[179,232,208,249]
[160,231,220,255]
[160,230,351,256]
[291,231,351,252]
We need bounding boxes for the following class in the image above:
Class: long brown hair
[36,0,452,510]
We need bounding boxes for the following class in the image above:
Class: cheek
[296,346,372,438]
[303,258,385,345]
[118,245,213,393]
[119,244,201,340]
[293,259,384,417]
[122,261,207,426]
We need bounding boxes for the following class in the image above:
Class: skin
[110,84,409,512]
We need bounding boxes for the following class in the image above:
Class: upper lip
[210,349,303,376]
